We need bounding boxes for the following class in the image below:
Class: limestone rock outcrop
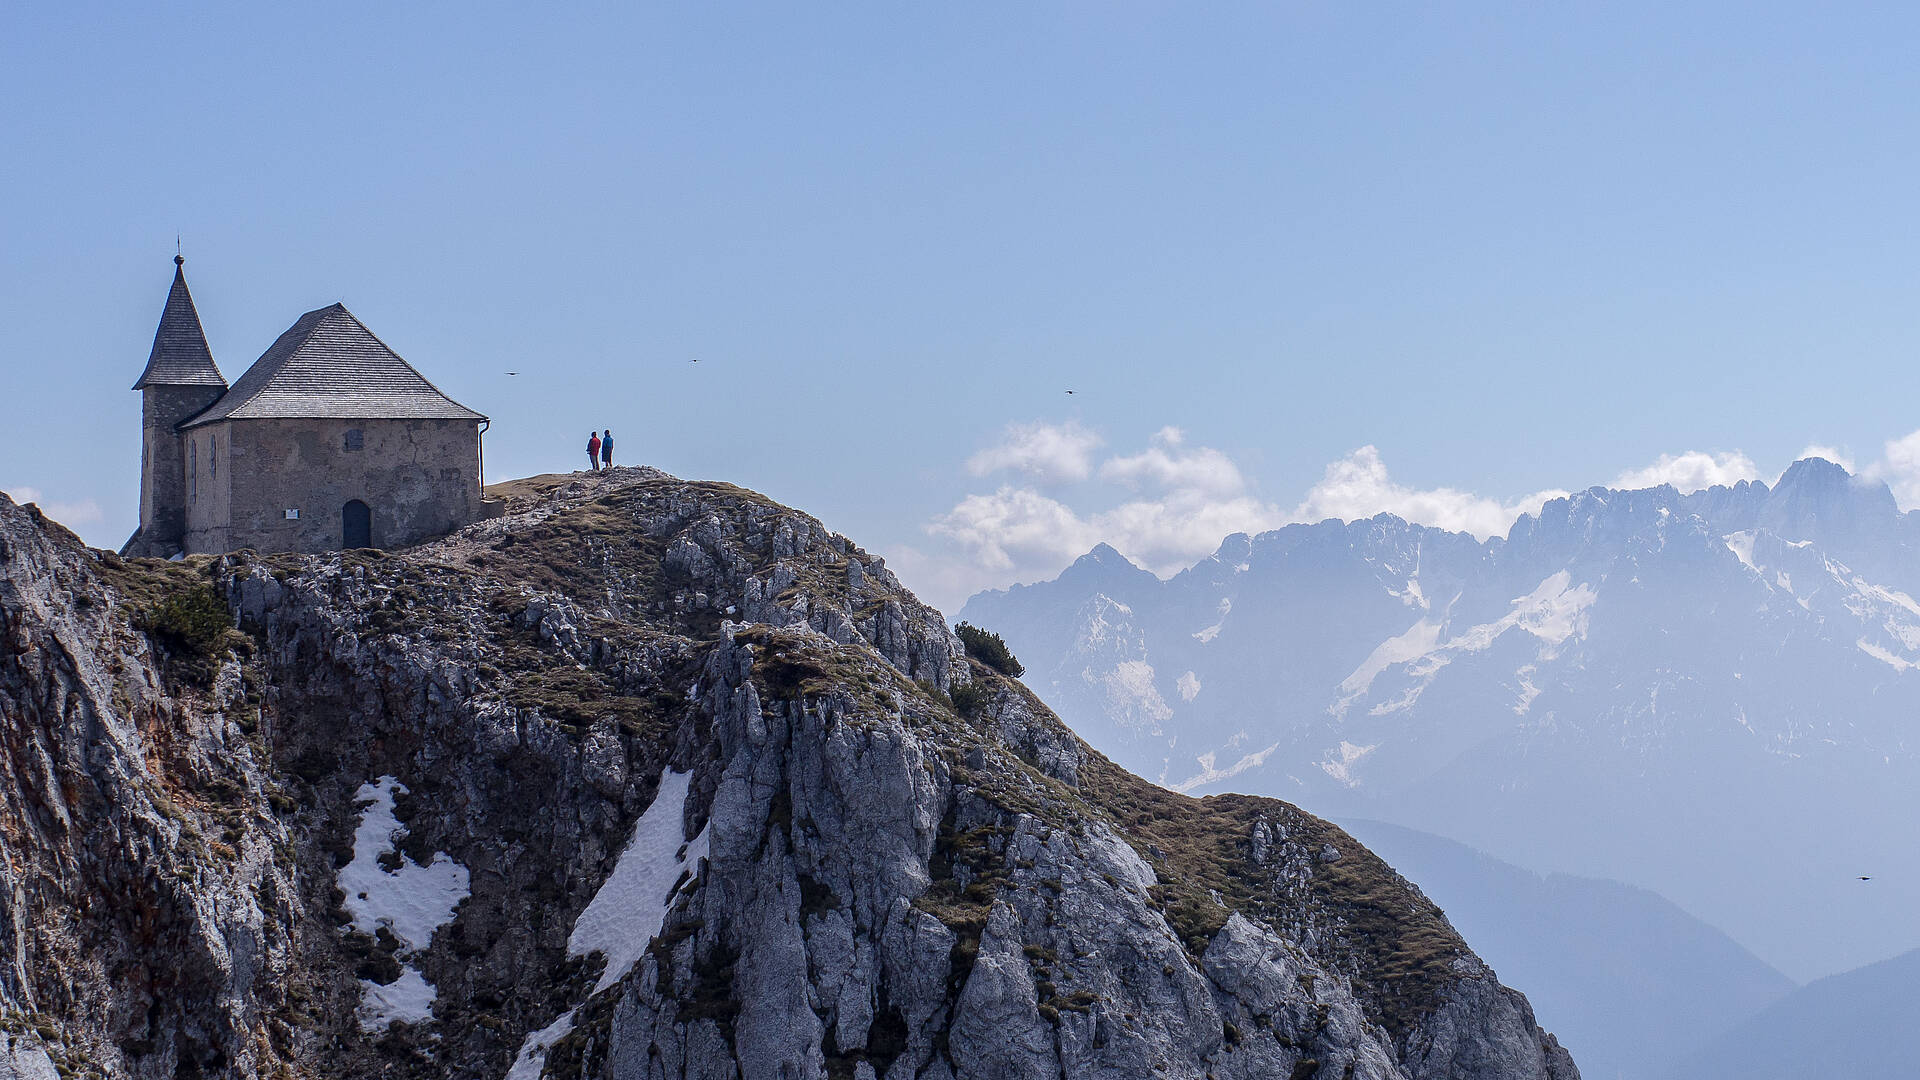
[0,470,1577,1079]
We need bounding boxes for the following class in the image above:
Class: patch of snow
[1331,573,1596,718]
[1334,618,1443,710]
[1390,576,1428,609]
[339,777,470,1032]
[1489,571,1597,649]
[1318,741,1378,787]
[504,1008,578,1080]
[342,778,470,951]
[1434,572,1597,655]
[1170,741,1282,793]
[507,767,710,1079]
[570,768,710,994]
[1097,660,1173,734]
[1857,639,1914,672]
[360,968,437,1029]
[1512,664,1542,715]
[1073,595,1138,653]
[1852,578,1920,618]
[1367,685,1429,716]
[1193,598,1231,643]
[1724,531,1758,571]
[1176,671,1202,702]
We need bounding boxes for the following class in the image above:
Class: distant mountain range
[961,458,1920,981]
[1339,820,1793,1080]
[1663,946,1920,1080]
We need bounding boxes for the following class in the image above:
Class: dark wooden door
[343,500,372,549]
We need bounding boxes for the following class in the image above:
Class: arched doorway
[342,500,372,549]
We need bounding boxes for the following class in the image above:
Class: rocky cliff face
[0,470,1577,1080]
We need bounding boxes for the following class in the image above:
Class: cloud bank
[1611,451,1762,493]
[1295,445,1566,539]
[899,424,1581,611]
[964,420,1102,485]
[890,422,1920,614]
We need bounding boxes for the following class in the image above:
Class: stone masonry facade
[181,417,482,554]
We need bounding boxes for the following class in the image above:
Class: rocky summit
[0,468,1576,1080]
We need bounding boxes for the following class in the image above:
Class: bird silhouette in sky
[690,358,701,363]
[1860,876,1873,881]
[505,371,519,376]
[1065,389,1075,395]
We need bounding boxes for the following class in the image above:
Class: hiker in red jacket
[586,432,601,471]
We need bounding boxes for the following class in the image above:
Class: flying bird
[690,358,701,363]
[1861,876,1873,881]
[1065,389,1075,395]
[505,371,519,376]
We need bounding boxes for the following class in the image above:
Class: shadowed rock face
[0,470,1578,1080]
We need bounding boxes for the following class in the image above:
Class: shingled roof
[182,303,485,428]
[132,256,227,390]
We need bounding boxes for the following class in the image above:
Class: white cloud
[966,421,1103,485]
[925,481,1286,584]
[909,426,1294,610]
[1293,446,1565,540]
[1610,451,1761,494]
[929,433,1899,611]
[2,485,104,530]
[1867,430,1920,510]
[899,427,1920,614]
[928,486,1101,573]
[1797,445,1856,473]
[1098,427,1246,497]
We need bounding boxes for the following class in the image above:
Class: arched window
[190,440,197,503]
[210,435,217,479]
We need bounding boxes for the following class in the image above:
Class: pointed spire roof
[132,255,226,389]
[181,303,485,427]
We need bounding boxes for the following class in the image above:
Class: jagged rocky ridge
[958,458,1920,984]
[0,469,1576,1080]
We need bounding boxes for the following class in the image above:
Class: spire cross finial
[175,235,183,267]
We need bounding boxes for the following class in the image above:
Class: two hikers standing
[586,429,614,471]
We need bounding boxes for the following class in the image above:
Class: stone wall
[181,423,233,543]
[133,383,226,554]
[184,416,481,553]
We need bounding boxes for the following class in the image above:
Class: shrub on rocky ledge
[954,622,1023,678]
[136,584,233,659]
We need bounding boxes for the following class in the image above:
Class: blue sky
[6,3,1920,610]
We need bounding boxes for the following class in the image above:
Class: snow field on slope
[339,776,471,1030]
[570,766,711,994]
[506,766,709,1078]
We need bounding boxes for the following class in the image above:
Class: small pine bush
[954,622,1024,678]
[949,682,988,717]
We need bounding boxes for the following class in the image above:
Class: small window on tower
[190,441,197,503]
[210,435,217,479]
[344,429,364,452]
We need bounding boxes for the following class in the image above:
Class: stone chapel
[123,256,494,557]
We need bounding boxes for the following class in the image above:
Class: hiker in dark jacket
[587,432,601,471]
[601,430,614,469]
